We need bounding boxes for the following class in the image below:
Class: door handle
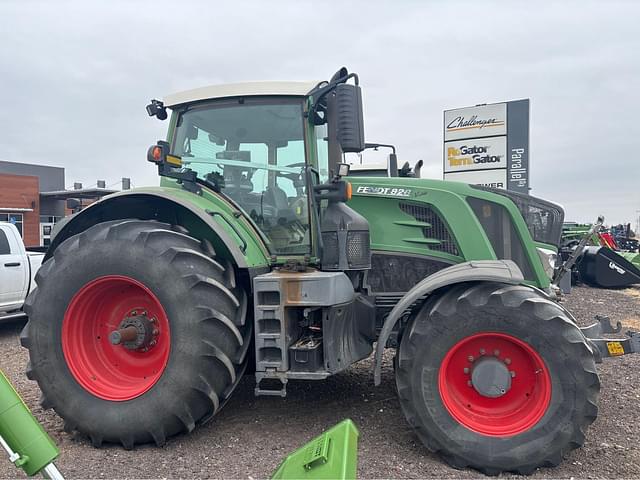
[4,262,20,267]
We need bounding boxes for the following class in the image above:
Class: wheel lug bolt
[510,371,516,378]
[467,380,473,387]
[504,358,512,365]
[131,311,137,316]
[152,329,159,336]
[467,355,475,363]
[149,340,157,346]
[479,348,485,355]
[142,311,148,316]
[463,367,470,374]
[493,349,500,356]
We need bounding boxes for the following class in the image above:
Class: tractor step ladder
[252,270,355,398]
[255,371,288,397]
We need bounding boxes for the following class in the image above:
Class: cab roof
[163,81,322,108]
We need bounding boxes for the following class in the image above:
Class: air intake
[398,202,459,256]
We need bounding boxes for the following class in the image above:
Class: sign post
[443,100,529,192]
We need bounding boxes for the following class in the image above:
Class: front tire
[21,220,250,448]
[395,282,600,475]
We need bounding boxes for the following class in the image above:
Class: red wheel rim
[438,332,551,436]
[62,275,171,401]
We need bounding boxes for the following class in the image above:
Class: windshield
[172,99,310,255]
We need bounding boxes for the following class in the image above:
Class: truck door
[0,226,29,311]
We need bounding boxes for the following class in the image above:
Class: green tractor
[21,68,632,475]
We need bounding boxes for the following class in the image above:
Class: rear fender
[373,260,524,385]
[46,189,270,269]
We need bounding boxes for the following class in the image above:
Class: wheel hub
[62,275,171,401]
[438,332,552,436]
[470,357,512,398]
[109,311,158,352]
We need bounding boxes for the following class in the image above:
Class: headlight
[536,247,557,280]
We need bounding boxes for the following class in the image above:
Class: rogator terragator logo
[446,115,505,133]
[447,144,502,168]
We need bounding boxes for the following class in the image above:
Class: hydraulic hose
[0,369,62,478]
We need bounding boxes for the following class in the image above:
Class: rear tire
[395,282,600,475]
[20,219,250,448]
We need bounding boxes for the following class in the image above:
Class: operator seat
[223,168,254,203]
[263,184,297,224]
[263,184,289,210]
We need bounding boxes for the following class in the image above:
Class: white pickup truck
[0,222,45,321]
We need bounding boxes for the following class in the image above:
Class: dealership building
[0,160,121,247]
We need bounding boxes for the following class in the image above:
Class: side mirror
[335,84,365,153]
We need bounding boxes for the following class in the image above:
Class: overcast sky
[1,0,639,226]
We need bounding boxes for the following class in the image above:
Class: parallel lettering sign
[506,100,530,194]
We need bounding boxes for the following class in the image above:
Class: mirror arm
[365,143,398,177]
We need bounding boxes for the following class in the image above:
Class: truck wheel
[395,282,600,475]
[20,219,250,448]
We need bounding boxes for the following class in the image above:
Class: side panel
[347,176,550,289]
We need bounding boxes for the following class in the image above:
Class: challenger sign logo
[446,115,505,133]
[444,103,507,141]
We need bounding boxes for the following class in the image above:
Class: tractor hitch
[580,315,640,362]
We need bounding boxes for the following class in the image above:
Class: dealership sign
[443,100,529,193]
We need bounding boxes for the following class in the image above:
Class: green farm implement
[0,370,62,479]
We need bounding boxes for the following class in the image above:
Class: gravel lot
[1,285,639,479]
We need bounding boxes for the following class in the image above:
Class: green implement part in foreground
[271,420,359,480]
[0,370,60,477]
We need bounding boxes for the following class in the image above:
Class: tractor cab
[168,94,315,254]
[148,69,370,269]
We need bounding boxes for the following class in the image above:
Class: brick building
[0,161,65,247]
[0,160,120,247]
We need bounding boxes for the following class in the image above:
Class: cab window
[173,100,310,255]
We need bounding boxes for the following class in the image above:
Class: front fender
[46,187,271,269]
[373,260,524,385]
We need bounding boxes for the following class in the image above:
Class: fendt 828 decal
[355,186,412,197]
